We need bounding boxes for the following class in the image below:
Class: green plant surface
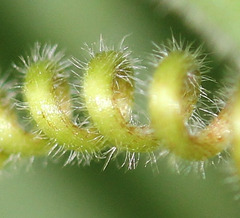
[0,0,240,218]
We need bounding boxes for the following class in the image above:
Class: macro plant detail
[0,38,239,186]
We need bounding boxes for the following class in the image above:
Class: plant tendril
[0,40,238,182]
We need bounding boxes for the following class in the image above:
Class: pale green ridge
[83,51,158,152]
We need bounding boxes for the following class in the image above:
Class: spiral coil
[0,40,239,176]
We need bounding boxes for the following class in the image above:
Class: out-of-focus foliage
[0,0,239,217]
[162,0,240,67]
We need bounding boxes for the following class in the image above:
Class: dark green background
[0,0,239,217]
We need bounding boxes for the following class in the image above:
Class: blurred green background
[0,0,239,217]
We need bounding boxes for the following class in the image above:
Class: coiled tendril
[0,40,239,177]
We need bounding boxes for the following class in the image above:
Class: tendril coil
[0,39,240,179]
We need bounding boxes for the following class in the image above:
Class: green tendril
[0,105,48,156]
[24,59,105,154]
[83,51,158,153]
[149,50,230,160]
[0,40,238,180]
[0,82,48,159]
